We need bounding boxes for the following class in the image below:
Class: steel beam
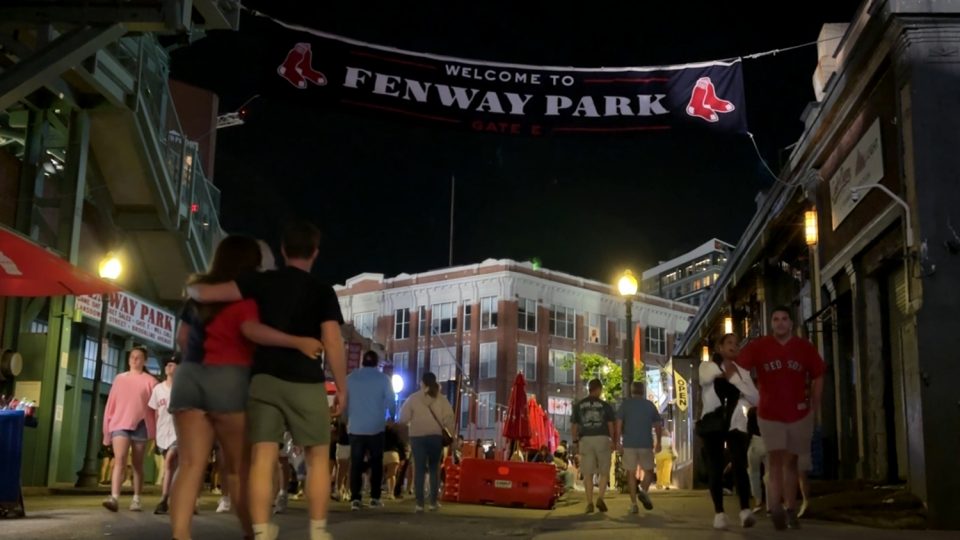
[0,24,125,112]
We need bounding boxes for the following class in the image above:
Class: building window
[549,349,575,385]
[418,306,427,336]
[430,302,458,335]
[83,338,120,384]
[703,275,712,287]
[479,342,497,379]
[518,298,537,332]
[478,391,496,428]
[394,309,410,340]
[548,396,573,433]
[431,347,457,383]
[588,313,607,344]
[480,296,498,329]
[416,350,425,381]
[464,304,472,332]
[693,279,702,290]
[644,326,666,355]
[393,352,409,378]
[518,344,537,382]
[462,344,471,376]
[353,312,375,339]
[28,320,48,334]
[549,306,576,339]
[147,356,162,376]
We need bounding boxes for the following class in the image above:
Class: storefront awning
[0,227,119,297]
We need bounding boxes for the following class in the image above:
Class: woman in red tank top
[169,236,322,540]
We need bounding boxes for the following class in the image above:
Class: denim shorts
[110,420,148,442]
[168,361,251,414]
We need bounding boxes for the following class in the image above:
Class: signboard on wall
[76,291,175,349]
[548,396,572,416]
[829,118,884,230]
[675,371,688,411]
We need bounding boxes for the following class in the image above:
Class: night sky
[170,1,862,285]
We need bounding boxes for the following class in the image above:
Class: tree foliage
[562,352,644,403]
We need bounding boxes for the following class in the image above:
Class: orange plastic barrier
[457,458,556,509]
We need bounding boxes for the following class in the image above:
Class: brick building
[336,259,695,442]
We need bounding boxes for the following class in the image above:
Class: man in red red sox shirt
[736,306,824,531]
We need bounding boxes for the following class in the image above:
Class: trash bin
[0,409,25,518]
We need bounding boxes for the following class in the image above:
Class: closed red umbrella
[502,373,531,442]
[0,227,119,297]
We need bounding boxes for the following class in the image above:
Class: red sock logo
[686,77,735,123]
[297,47,327,86]
[278,43,327,89]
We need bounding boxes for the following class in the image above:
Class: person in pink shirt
[101,346,158,512]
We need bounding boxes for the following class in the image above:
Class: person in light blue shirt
[617,381,662,514]
[345,350,396,509]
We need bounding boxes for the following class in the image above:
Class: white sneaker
[428,502,441,512]
[273,492,288,514]
[713,513,728,530]
[129,497,142,512]
[740,508,756,528]
[369,499,384,508]
[414,504,424,513]
[255,522,279,540]
[216,496,231,513]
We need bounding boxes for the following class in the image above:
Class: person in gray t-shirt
[617,381,662,513]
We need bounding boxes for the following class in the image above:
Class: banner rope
[243,5,840,71]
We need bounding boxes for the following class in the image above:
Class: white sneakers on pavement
[713,512,728,530]
[740,508,756,528]
[216,496,231,513]
[129,496,142,512]
[273,492,288,514]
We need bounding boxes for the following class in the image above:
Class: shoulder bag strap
[425,398,446,432]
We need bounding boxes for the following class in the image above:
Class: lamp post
[617,270,639,400]
[75,253,122,487]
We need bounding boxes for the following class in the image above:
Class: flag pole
[448,175,455,267]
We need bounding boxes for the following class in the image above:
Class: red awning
[0,227,120,297]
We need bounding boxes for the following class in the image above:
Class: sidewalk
[6,486,954,540]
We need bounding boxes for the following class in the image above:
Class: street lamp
[618,270,639,400]
[391,374,404,421]
[76,253,122,487]
[804,210,818,246]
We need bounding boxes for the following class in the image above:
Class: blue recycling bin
[0,410,25,517]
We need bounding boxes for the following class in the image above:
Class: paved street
[4,489,956,540]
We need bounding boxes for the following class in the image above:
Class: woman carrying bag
[398,372,455,513]
[697,333,759,530]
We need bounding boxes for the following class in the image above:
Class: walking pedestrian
[746,407,767,513]
[187,222,348,540]
[736,306,825,530]
[697,333,758,529]
[398,372,455,513]
[171,234,325,540]
[101,346,157,513]
[617,380,662,514]
[150,355,179,514]
[345,350,396,510]
[383,421,405,500]
[571,379,616,514]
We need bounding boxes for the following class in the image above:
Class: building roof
[641,239,734,280]
[335,258,697,314]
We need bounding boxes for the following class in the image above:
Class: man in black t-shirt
[188,221,346,540]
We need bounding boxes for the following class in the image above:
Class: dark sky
[170,0,862,285]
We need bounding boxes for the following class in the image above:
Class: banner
[76,292,175,349]
[268,27,747,136]
[674,371,689,412]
